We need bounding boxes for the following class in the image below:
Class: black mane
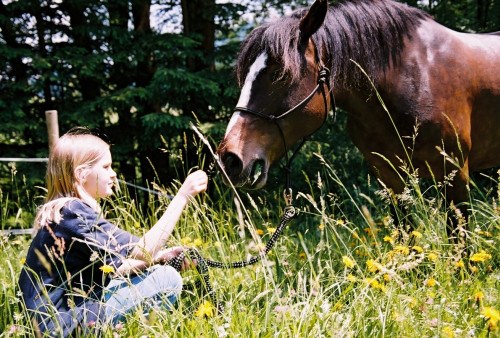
[236,0,430,87]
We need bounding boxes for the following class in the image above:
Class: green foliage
[1,158,499,337]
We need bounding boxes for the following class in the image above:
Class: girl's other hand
[153,246,196,271]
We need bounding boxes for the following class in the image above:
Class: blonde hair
[35,128,110,229]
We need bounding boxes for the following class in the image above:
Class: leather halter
[233,46,336,194]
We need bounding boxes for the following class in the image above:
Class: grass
[0,153,499,338]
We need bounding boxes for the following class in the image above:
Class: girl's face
[82,150,117,199]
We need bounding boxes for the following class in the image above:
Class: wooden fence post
[45,110,59,154]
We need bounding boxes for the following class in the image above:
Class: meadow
[0,144,499,337]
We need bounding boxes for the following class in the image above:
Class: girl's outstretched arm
[128,170,208,262]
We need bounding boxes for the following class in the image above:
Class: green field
[1,155,498,337]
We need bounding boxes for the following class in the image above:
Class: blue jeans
[102,265,183,323]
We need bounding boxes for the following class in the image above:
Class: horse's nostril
[221,152,243,178]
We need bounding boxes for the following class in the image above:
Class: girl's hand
[153,246,196,271]
[178,170,208,200]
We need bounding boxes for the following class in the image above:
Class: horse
[216,0,500,240]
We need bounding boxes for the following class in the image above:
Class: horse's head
[217,0,331,189]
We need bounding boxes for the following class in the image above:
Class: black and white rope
[166,205,297,314]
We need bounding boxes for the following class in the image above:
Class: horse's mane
[236,0,430,87]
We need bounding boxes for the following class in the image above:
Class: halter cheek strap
[234,52,336,194]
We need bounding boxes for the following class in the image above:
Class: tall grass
[1,153,498,337]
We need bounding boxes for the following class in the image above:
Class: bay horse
[217,0,500,239]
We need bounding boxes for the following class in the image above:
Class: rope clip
[283,188,293,206]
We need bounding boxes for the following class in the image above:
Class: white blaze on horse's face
[224,52,268,137]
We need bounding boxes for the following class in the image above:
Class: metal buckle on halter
[283,188,293,206]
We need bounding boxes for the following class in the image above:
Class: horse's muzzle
[220,152,267,189]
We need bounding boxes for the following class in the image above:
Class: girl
[18,127,208,336]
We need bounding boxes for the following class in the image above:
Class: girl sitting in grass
[18,127,208,336]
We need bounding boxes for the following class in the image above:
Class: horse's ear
[299,0,328,43]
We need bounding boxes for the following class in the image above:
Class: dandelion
[342,256,356,269]
[194,300,215,318]
[347,274,357,283]
[425,278,437,287]
[20,257,26,265]
[364,278,387,292]
[335,219,345,226]
[99,265,115,274]
[469,265,479,273]
[267,227,276,234]
[481,306,499,331]
[442,326,455,338]
[255,229,264,236]
[470,250,492,263]
[383,274,392,282]
[394,245,410,255]
[318,223,325,231]
[412,245,424,254]
[366,259,382,272]
[473,291,484,305]
[192,238,203,247]
[333,302,343,311]
[411,230,423,238]
[383,236,394,244]
[427,252,439,262]
[180,237,192,245]
[454,259,465,269]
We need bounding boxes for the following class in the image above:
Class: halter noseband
[233,49,336,194]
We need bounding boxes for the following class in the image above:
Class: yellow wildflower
[394,245,410,255]
[347,274,357,283]
[364,278,386,292]
[470,250,492,263]
[193,238,203,247]
[383,274,392,282]
[425,278,437,287]
[256,229,264,236]
[442,326,455,338]
[454,259,465,269]
[411,230,423,238]
[180,237,192,245]
[20,257,26,265]
[473,291,484,304]
[366,259,382,273]
[318,223,325,231]
[194,300,215,318]
[99,265,115,274]
[298,252,307,260]
[383,236,394,244]
[333,302,343,311]
[335,219,345,226]
[469,265,479,273]
[342,256,356,269]
[481,306,499,331]
[427,252,439,262]
[412,245,424,253]
[267,227,276,234]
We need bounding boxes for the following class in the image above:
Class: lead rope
[166,193,298,314]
